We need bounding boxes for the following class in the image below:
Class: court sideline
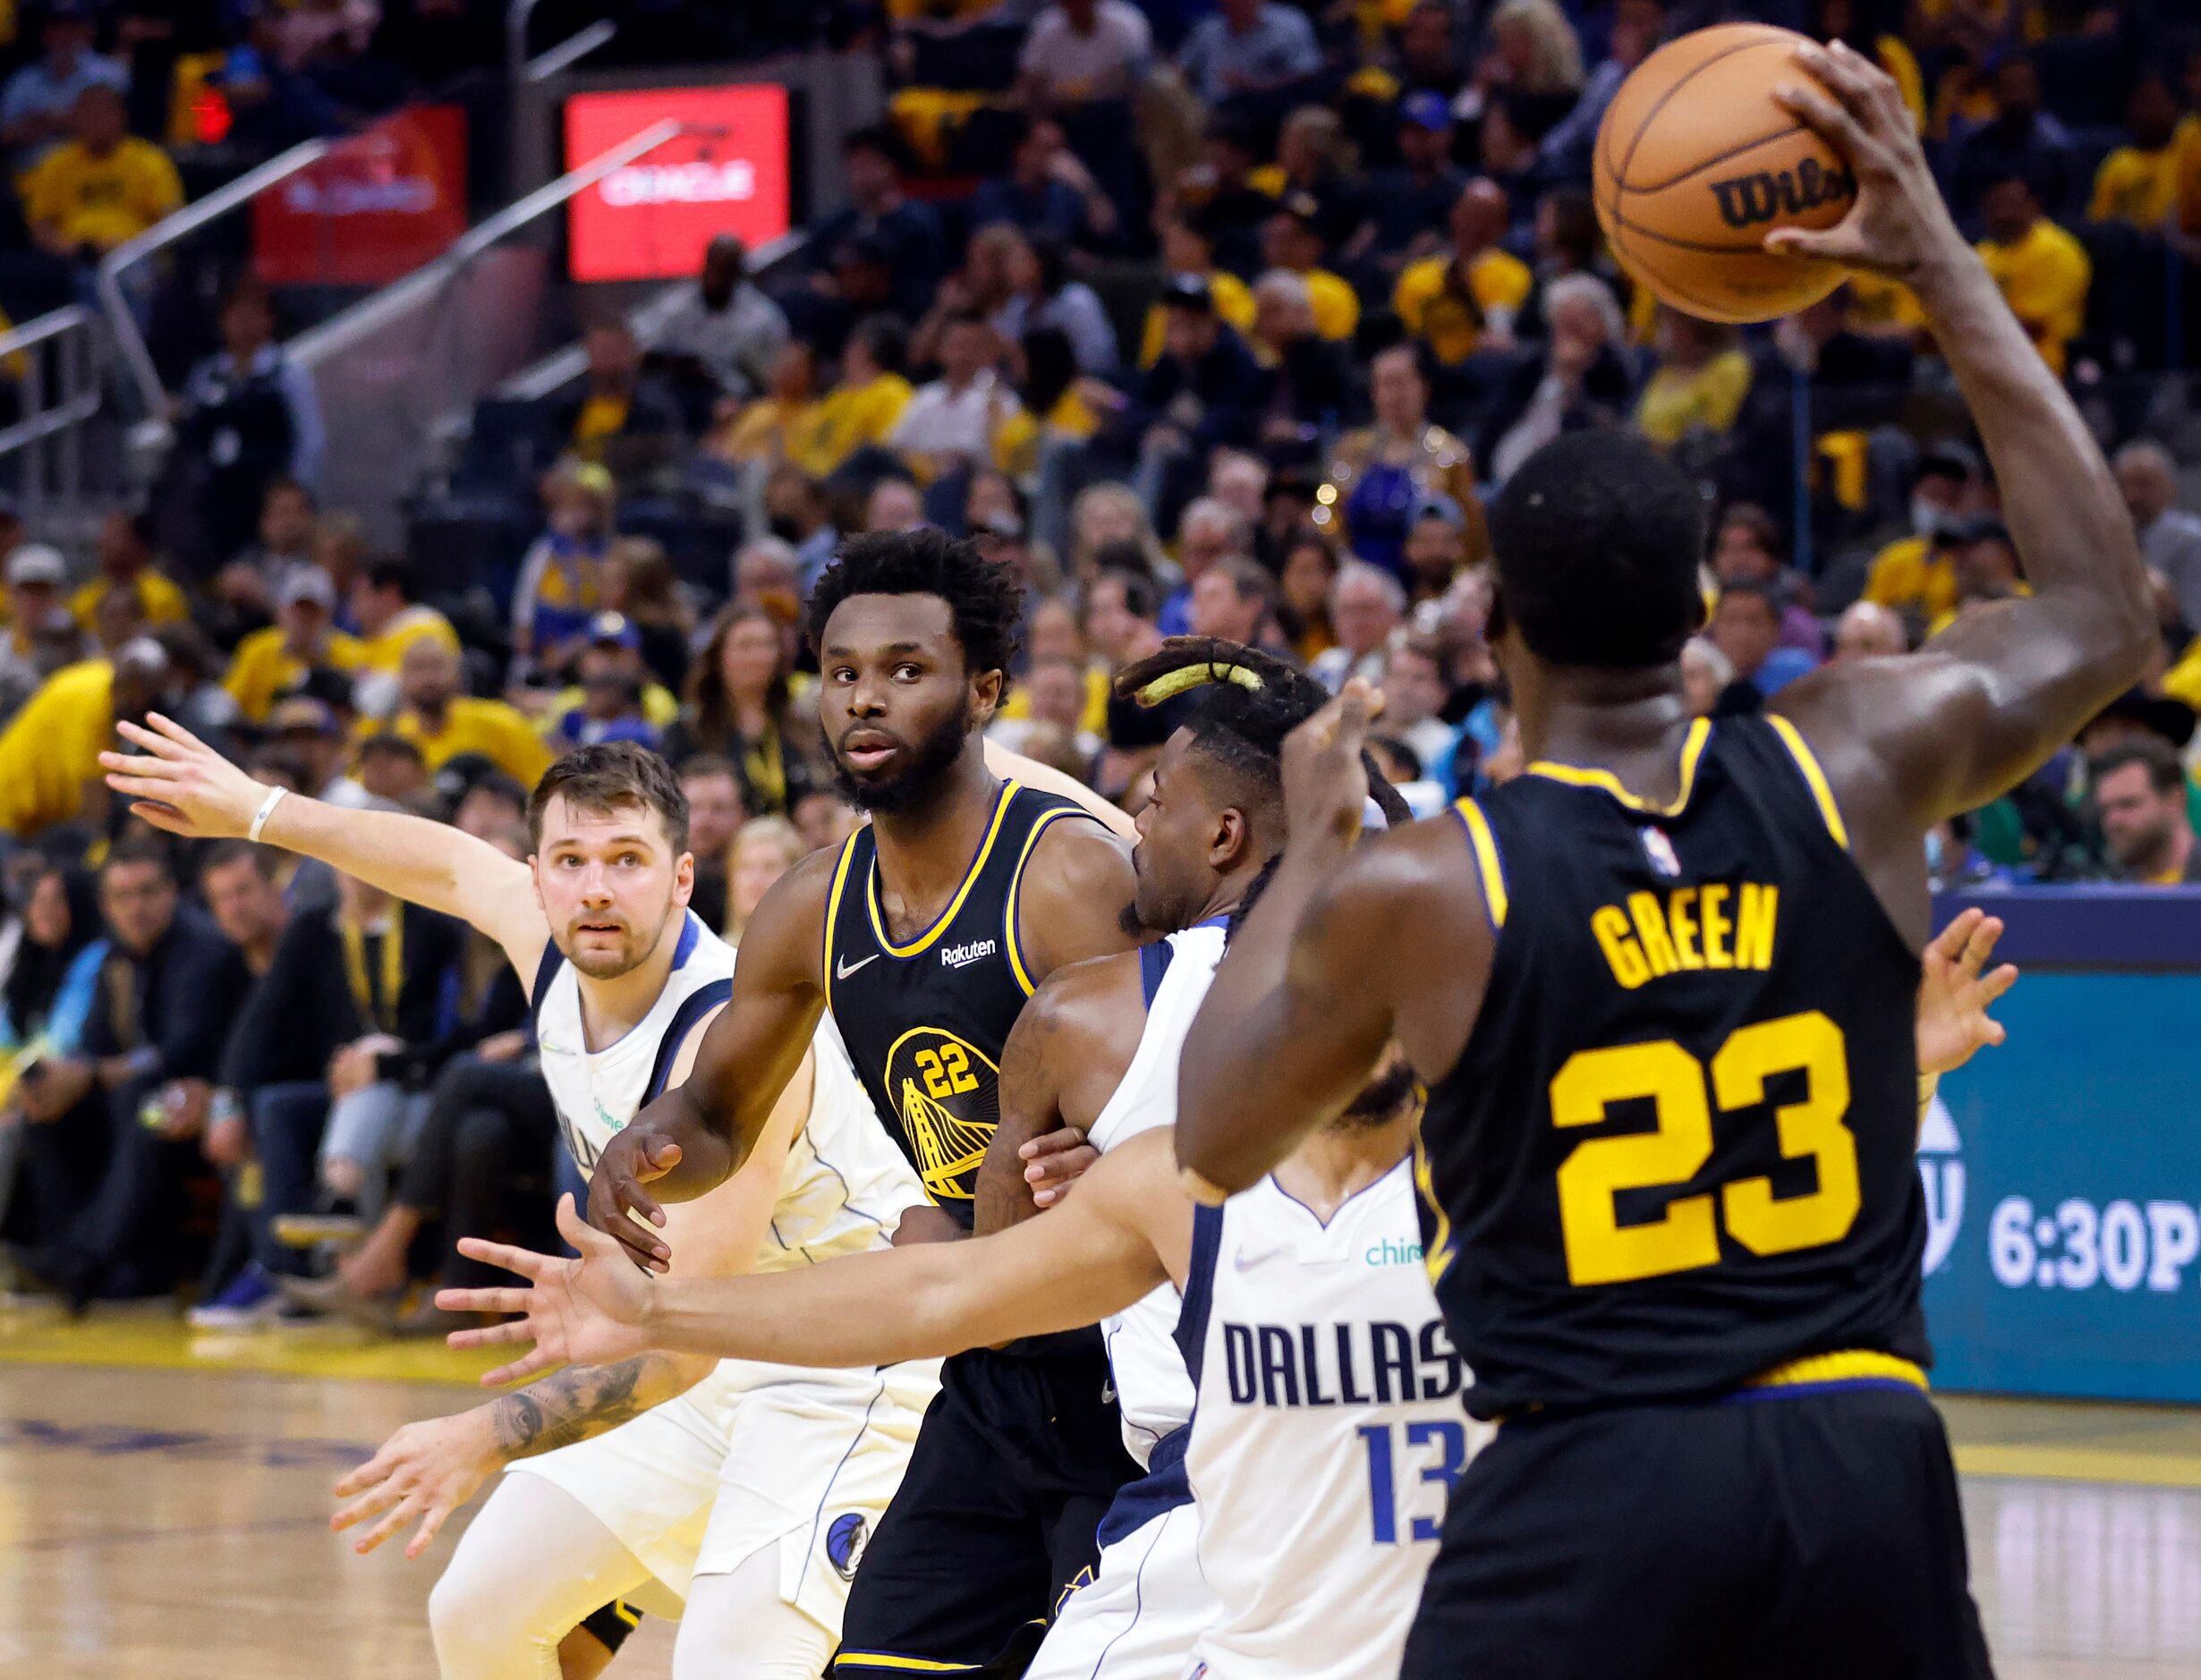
[0,1312,2195,1677]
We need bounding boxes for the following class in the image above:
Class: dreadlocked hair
[803,527,1024,678]
[1115,637,1415,828]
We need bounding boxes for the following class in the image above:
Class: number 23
[1551,1010,1858,1287]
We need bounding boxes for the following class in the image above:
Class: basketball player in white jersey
[98,725,943,1680]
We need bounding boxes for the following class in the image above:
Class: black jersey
[823,779,1097,1228]
[1416,715,1929,1420]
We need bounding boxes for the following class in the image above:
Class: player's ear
[1209,806,1248,870]
[670,844,695,908]
[972,665,1006,725]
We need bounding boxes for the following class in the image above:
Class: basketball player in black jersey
[585,529,1147,1676]
[1173,41,2154,1680]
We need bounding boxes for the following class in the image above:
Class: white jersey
[1179,1160,1492,1680]
[531,911,926,1272]
[1086,921,1223,1465]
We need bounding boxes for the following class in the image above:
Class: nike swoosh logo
[1232,1245,1290,1272]
[836,953,880,980]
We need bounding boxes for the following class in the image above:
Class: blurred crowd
[3,0,2201,1327]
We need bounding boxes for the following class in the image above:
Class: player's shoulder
[1023,946,1146,1047]
[740,838,851,980]
[1018,803,1136,904]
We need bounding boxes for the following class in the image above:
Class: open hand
[439,1195,656,1384]
[1916,907,2018,1076]
[1765,39,1967,281]
[330,1408,503,1560]
[100,713,268,839]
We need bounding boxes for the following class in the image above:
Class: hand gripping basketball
[1765,39,1967,281]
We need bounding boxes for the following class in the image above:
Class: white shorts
[508,1354,940,1633]
[1025,1498,1209,1680]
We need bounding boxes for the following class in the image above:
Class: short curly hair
[803,528,1023,679]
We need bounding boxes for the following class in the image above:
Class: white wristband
[247,784,288,844]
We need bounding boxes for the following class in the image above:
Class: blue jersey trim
[1137,939,1175,1009]
[1175,1203,1224,1389]
[642,978,734,1104]
[528,938,565,1031]
[1093,1424,1191,1550]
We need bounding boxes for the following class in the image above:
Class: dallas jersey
[532,910,924,1264]
[1418,715,1928,1420]
[515,909,938,1628]
[822,780,1095,1223]
[1178,1161,1492,1679]
[1086,921,1224,1463]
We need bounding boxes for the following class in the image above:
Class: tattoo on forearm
[490,1354,677,1459]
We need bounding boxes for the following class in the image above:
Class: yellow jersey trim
[1412,1124,1457,1286]
[1746,1349,1927,1394]
[821,830,862,1015]
[1451,797,1508,929]
[1524,717,1712,818]
[866,781,1018,958]
[835,1657,986,1674]
[1763,714,1851,851]
[1003,804,1087,997]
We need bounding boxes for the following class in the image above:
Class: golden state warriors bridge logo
[883,1026,999,1202]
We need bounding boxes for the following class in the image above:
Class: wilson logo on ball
[1706,157,1857,230]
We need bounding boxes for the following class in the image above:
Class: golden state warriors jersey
[1416,716,1930,1419]
[822,780,1097,1228]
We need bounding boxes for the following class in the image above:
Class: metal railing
[284,117,724,543]
[94,139,333,422]
[0,307,101,529]
[508,0,616,87]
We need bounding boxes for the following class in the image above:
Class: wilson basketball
[1593,23,1857,324]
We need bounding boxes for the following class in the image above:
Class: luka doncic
[589,530,1145,1677]
[1169,54,2154,1676]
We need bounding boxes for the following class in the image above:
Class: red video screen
[565,85,790,282]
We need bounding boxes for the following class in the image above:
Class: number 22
[1551,1010,1858,1287]
[915,1043,980,1101]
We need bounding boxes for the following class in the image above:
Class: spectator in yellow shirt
[224,567,364,723]
[0,641,171,837]
[1976,174,2090,377]
[378,637,553,786]
[1633,308,1753,449]
[68,512,188,635]
[1139,213,1257,368]
[1260,191,1360,343]
[1860,443,1982,628]
[796,318,913,477]
[349,558,461,718]
[20,85,183,259]
[1392,179,1534,363]
[707,341,820,467]
[2088,74,2182,230]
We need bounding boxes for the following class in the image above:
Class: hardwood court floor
[1,1308,2197,1678]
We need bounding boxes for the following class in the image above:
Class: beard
[829,692,973,816]
[1331,1056,1423,1132]
[558,902,673,980]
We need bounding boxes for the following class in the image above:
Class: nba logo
[1639,826,1681,876]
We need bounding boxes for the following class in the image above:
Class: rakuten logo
[601,160,756,208]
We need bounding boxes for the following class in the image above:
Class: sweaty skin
[1170,40,2154,1196]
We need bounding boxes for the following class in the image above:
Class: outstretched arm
[445,1132,1185,1381]
[1763,45,2153,927]
[582,850,832,1268]
[101,714,546,972]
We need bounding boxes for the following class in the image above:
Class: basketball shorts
[508,1354,939,1634]
[1400,1379,1995,1680]
[1024,1430,1210,1680]
[836,1340,1143,1676]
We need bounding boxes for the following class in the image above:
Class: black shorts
[836,1341,1141,1677]
[1402,1381,1994,1680]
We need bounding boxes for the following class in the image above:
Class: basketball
[1593,24,1857,324]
